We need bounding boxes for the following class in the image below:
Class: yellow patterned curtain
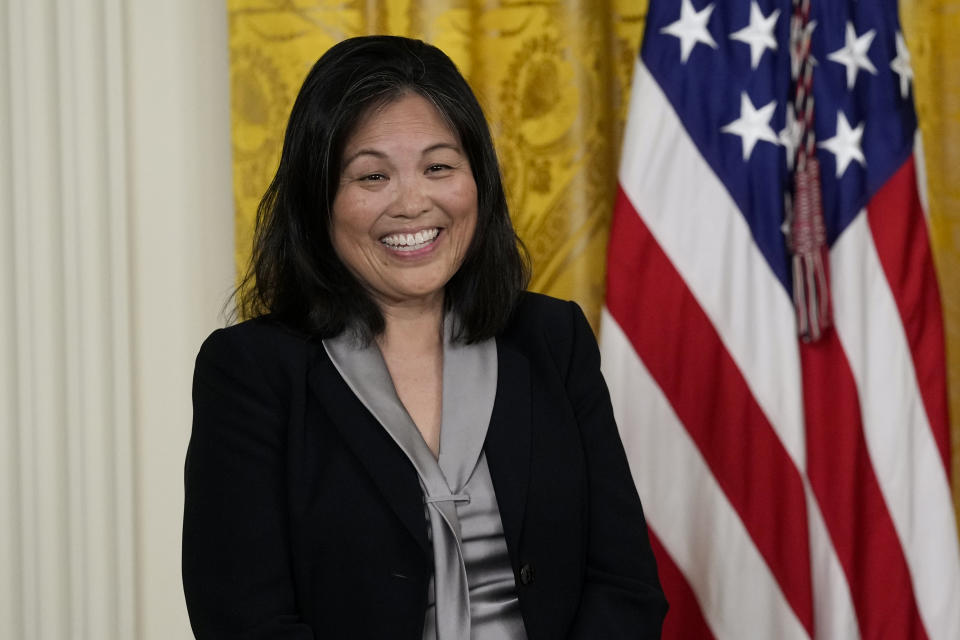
[228,0,960,516]
[900,0,960,525]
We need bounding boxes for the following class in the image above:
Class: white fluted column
[1,0,234,638]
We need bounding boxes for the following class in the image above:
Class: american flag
[600,0,960,637]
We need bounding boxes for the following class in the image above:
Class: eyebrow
[342,142,463,168]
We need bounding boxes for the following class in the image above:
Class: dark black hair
[236,35,530,343]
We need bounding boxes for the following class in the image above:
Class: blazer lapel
[307,345,431,557]
[484,340,532,563]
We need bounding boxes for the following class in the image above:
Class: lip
[379,227,444,259]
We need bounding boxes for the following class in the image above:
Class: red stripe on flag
[801,333,929,640]
[648,528,715,640]
[865,155,950,476]
[606,186,814,634]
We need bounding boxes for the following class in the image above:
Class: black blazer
[183,293,667,639]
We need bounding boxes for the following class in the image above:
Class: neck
[376,295,445,354]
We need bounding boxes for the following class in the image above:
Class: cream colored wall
[1,0,234,638]
[126,1,234,638]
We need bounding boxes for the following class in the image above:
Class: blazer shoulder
[505,291,576,335]
[502,292,593,375]
[195,317,313,392]
[200,316,309,357]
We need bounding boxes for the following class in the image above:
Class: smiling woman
[182,35,667,640]
[231,36,527,345]
[331,94,478,313]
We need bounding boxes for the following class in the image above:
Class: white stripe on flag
[830,214,960,640]
[618,60,805,472]
[600,309,809,640]
[805,483,862,640]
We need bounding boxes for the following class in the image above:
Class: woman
[183,35,666,639]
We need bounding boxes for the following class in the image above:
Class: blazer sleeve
[182,327,313,640]
[563,302,668,639]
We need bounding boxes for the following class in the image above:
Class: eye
[426,164,452,173]
[360,173,387,182]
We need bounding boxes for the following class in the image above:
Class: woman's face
[331,93,478,311]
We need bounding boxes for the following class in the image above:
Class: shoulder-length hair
[236,35,529,343]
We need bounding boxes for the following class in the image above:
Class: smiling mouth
[380,227,441,252]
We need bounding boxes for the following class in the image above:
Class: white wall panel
[126,0,234,637]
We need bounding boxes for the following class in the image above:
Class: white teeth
[381,228,439,251]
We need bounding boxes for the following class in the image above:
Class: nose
[391,176,430,218]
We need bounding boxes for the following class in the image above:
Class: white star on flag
[818,110,866,176]
[890,31,913,98]
[827,21,877,89]
[721,92,779,161]
[730,1,780,69]
[661,0,717,64]
[779,103,802,169]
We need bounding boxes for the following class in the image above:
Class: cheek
[458,181,478,207]
[330,218,368,275]
[450,214,478,267]
[446,180,478,225]
[455,193,479,251]
[332,193,375,241]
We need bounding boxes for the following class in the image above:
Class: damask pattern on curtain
[227,0,960,519]
[901,0,960,528]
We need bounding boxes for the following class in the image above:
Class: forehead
[344,93,459,150]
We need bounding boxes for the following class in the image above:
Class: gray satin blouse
[323,321,527,640]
